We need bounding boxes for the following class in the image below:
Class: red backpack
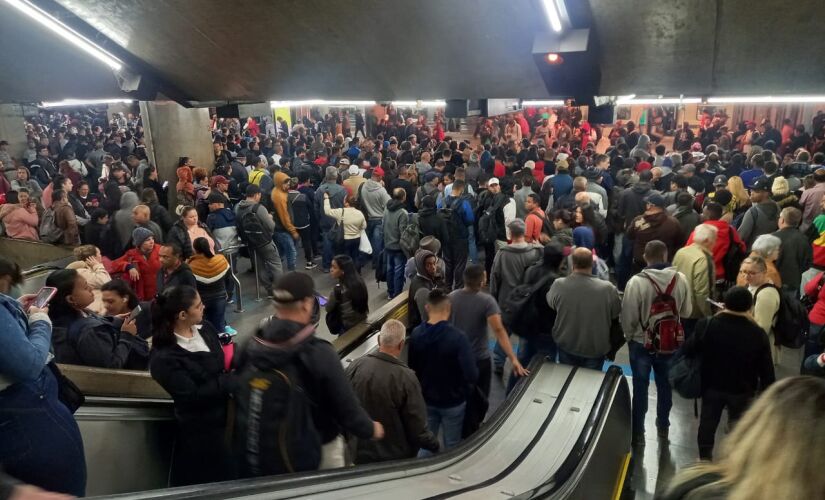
[643,274,684,354]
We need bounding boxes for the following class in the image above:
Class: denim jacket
[0,293,52,392]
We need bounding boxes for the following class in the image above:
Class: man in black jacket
[157,243,196,294]
[773,206,812,292]
[235,272,384,472]
[346,319,439,463]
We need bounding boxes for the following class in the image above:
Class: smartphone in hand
[315,294,328,307]
[32,287,58,309]
[127,304,142,322]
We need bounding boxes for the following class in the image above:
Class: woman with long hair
[727,175,751,215]
[188,237,232,334]
[661,376,825,500]
[325,254,369,335]
[0,257,86,496]
[141,164,165,208]
[149,285,234,486]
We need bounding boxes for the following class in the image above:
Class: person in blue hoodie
[439,179,475,290]
[0,257,86,496]
[408,288,479,454]
[206,192,240,304]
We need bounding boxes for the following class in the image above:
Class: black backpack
[237,203,270,249]
[477,203,499,246]
[722,226,747,283]
[755,284,809,348]
[500,270,555,337]
[234,338,321,477]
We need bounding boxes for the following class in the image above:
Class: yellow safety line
[612,452,632,500]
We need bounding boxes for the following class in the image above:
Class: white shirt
[174,325,211,353]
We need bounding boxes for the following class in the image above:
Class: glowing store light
[616,97,702,105]
[521,100,566,106]
[707,96,825,104]
[270,100,376,108]
[391,100,446,107]
[42,98,133,107]
[540,0,563,32]
[4,0,123,70]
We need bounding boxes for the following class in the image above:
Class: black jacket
[617,182,653,230]
[773,227,813,291]
[166,220,215,260]
[85,220,119,260]
[235,317,375,444]
[408,320,479,408]
[148,200,174,235]
[417,207,449,249]
[346,352,439,463]
[52,312,149,370]
[157,263,197,295]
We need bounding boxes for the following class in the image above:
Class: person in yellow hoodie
[271,171,300,271]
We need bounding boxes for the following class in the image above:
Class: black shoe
[657,427,669,442]
[632,432,646,447]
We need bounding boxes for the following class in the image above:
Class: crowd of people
[3,104,825,498]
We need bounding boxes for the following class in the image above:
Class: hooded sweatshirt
[206,207,239,250]
[408,320,479,408]
[620,266,692,344]
[408,250,437,331]
[629,134,651,161]
[237,316,374,443]
[617,182,653,230]
[114,191,140,252]
[359,179,391,219]
[270,171,297,236]
[737,200,780,249]
[382,199,409,251]
[489,241,543,301]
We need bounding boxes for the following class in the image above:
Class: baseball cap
[373,167,385,177]
[338,158,351,166]
[348,165,360,176]
[751,176,772,192]
[644,193,667,208]
[424,171,442,183]
[272,272,315,304]
[487,176,500,186]
[713,175,727,187]
[245,184,261,197]
[210,175,229,186]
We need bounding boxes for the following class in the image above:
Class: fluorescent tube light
[391,100,446,107]
[540,0,563,32]
[4,0,123,71]
[270,100,375,108]
[616,97,702,105]
[42,98,133,107]
[521,100,566,106]
[707,96,825,104]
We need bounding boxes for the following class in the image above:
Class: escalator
[90,360,630,500]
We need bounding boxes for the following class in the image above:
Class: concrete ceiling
[1,0,823,104]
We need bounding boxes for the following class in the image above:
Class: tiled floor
[225,251,807,499]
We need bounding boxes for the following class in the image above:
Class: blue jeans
[322,228,336,271]
[273,231,297,271]
[803,323,823,370]
[0,370,86,496]
[628,340,673,436]
[558,348,604,370]
[367,219,384,270]
[385,249,406,298]
[506,335,557,394]
[418,402,466,456]
[468,230,478,264]
[203,295,227,331]
[615,233,634,291]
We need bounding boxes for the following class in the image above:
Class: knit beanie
[132,227,154,248]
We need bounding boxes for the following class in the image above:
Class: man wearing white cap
[343,160,365,199]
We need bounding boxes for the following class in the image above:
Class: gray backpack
[39,208,64,244]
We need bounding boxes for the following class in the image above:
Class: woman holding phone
[325,255,369,335]
[0,257,87,496]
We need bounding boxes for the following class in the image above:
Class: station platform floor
[224,251,805,500]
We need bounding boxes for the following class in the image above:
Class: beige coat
[672,244,715,319]
[66,260,111,315]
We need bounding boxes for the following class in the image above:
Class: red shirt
[494,161,506,178]
[805,272,825,325]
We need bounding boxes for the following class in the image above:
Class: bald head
[571,247,594,272]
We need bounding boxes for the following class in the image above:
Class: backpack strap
[664,274,679,295]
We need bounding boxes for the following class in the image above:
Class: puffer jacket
[271,171,298,236]
[188,253,230,301]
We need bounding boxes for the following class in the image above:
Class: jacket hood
[387,199,405,212]
[631,182,653,195]
[364,179,384,193]
[638,267,680,290]
[414,250,435,277]
[418,207,437,217]
[119,191,139,211]
[274,171,290,192]
[757,200,781,219]
[672,205,696,218]
[237,199,257,210]
[573,226,595,249]
[245,317,315,369]
[637,134,650,149]
[642,210,670,226]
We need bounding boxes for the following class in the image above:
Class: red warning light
[545,53,564,65]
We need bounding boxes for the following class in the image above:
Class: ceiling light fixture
[270,100,376,108]
[4,0,123,71]
[540,0,563,32]
[42,98,133,107]
[707,96,825,104]
[521,100,566,106]
[616,97,702,105]
[391,100,446,107]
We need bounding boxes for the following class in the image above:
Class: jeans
[419,402,466,456]
[628,341,673,436]
[343,238,361,272]
[252,242,282,292]
[558,348,604,370]
[444,242,469,290]
[0,370,86,496]
[802,323,823,370]
[698,389,751,460]
[682,318,699,339]
[298,227,314,262]
[463,359,492,438]
[322,228,336,271]
[367,219,384,270]
[616,233,634,291]
[385,249,406,298]
[468,230,478,264]
[273,231,297,271]
[203,295,227,331]
[506,334,557,394]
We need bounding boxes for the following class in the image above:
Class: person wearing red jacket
[111,227,162,300]
[686,202,746,281]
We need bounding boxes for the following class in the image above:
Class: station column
[0,103,28,164]
[139,100,213,211]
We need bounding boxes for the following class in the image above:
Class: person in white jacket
[65,245,112,315]
[620,239,691,447]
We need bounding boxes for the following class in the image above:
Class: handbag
[330,210,345,248]
[47,361,85,414]
[359,229,373,255]
[669,318,710,400]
